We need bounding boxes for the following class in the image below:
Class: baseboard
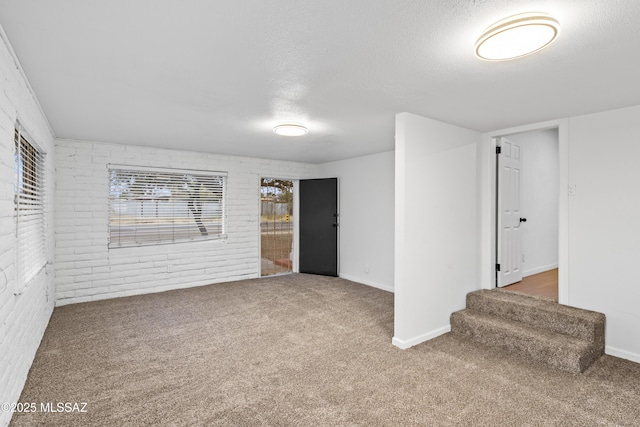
[55,274,260,306]
[606,345,640,364]
[392,325,451,350]
[523,263,558,278]
[339,273,394,293]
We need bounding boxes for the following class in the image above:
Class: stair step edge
[451,310,603,373]
[469,289,605,323]
[451,310,591,348]
[466,291,604,342]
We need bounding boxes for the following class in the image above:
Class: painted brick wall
[54,139,318,305]
[0,31,56,427]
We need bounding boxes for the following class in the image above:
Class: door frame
[292,180,300,273]
[480,118,569,304]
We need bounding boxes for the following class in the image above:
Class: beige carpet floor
[11,274,640,426]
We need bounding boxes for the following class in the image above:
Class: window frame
[107,164,228,249]
[14,124,47,290]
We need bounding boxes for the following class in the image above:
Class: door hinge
[495,263,501,272]
[496,146,501,154]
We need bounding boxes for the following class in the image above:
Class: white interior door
[497,137,524,287]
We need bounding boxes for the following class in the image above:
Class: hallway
[504,269,558,301]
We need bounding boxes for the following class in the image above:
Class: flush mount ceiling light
[475,12,560,61]
[273,123,308,137]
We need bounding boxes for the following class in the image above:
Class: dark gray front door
[299,178,338,276]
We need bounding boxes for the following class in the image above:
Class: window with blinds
[14,128,47,287]
[108,166,227,248]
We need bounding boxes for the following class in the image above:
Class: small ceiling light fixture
[273,123,308,137]
[475,12,560,61]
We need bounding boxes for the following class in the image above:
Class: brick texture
[0,31,56,427]
[54,139,318,305]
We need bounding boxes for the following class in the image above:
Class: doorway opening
[503,268,558,300]
[260,178,294,276]
[495,128,559,300]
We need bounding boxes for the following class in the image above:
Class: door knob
[519,218,527,223]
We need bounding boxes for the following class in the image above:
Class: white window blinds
[108,166,227,248]
[14,127,47,287]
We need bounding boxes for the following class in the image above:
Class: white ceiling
[1,1,639,164]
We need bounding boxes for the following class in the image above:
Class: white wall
[393,112,481,348]
[508,129,559,276]
[318,151,395,292]
[0,29,55,427]
[568,105,640,362]
[54,139,317,305]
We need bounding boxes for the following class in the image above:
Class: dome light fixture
[273,123,308,137]
[475,12,560,61]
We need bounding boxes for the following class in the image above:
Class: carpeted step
[466,289,604,349]
[450,309,602,373]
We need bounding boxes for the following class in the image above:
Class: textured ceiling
[1,0,639,163]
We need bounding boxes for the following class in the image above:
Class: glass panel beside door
[260,178,294,276]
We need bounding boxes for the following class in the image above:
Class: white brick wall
[54,139,318,305]
[0,30,56,427]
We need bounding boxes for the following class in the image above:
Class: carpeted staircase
[451,289,605,373]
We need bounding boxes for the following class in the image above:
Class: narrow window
[108,166,227,248]
[260,178,294,276]
[14,127,46,287]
